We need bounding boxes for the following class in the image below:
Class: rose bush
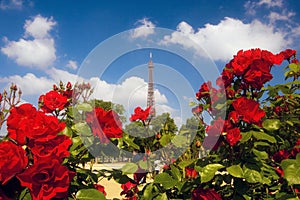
[0,48,299,200]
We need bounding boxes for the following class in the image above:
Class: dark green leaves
[76,189,106,200]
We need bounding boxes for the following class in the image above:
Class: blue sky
[1,0,300,126]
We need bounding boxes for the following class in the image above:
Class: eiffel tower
[147,52,155,117]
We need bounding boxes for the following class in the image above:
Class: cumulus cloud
[131,18,155,38]
[0,73,54,95]
[66,60,78,70]
[1,15,56,69]
[0,0,23,10]
[160,17,288,61]
[257,0,283,8]
[268,11,295,24]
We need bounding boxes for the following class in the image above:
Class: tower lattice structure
[147,52,155,117]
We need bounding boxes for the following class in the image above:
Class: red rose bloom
[196,81,212,99]
[273,149,290,163]
[120,181,138,199]
[185,167,198,179]
[279,49,296,60]
[130,106,151,121]
[226,128,242,146]
[17,157,74,200]
[86,107,123,143]
[39,90,68,113]
[94,184,107,196]
[231,49,261,76]
[192,106,203,114]
[192,187,222,200]
[7,103,37,145]
[26,111,66,142]
[206,117,225,136]
[243,59,273,89]
[232,97,265,124]
[228,111,240,124]
[0,141,28,184]
[28,135,72,161]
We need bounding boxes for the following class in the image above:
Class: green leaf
[142,183,156,200]
[243,168,262,183]
[172,135,189,148]
[154,173,177,189]
[139,160,149,170]
[226,165,243,178]
[76,103,93,112]
[19,188,31,200]
[170,165,181,181]
[200,164,224,183]
[252,131,276,143]
[178,159,196,169]
[252,149,268,160]
[121,162,138,174]
[72,122,92,136]
[154,193,168,200]
[76,189,106,200]
[123,135,140,150]
[281,156,300,185]
[159,134,172,146]
[240,131,252,143]
[262,119,281,131]
[289,63,300,73]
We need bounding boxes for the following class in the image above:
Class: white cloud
[1,15,56,69]
[268,11,295,24]
[66,60,78,70]
[0,0,23,10]
[0,73,54,95]
[160,17,288,61]
[24,15,56,39]
[257,0,283,8]
[131,18,155,38]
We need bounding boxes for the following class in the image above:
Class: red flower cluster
[220,48,295,90]
[120,181,138,200]
[86,107,123,143]
[94,184,107,196]
[185,167,198,179]
[39,82,73,113]
[130,106,151,121]
[0,103,73,200]
[192,187,222,200]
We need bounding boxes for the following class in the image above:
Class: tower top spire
[150,51,152,59]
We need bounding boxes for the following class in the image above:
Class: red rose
[243,59,273,89]
[206,117,225,136]
[226,128,242,146]
[279,49,296,60]
[228,111,240,124]
[94,184,107,196]
[86,107,123,143]
[120,181,138,199]
[7,104,65,145]
[192,187,222,200]
[7,103,37,145]
[221,67,234,88]
[39,90,68,113]
[192,106,203,114]
[28,135,71,161]
[232,97,265,124]
[196,81,212,99]
[130,106,151,121]
[273,149,290,163]
[231,49,261,76]
[261,50,284,65]
[185,167,198,179]
[0,141,28,184]
[17,157,74,200]
[26,111,66,142]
